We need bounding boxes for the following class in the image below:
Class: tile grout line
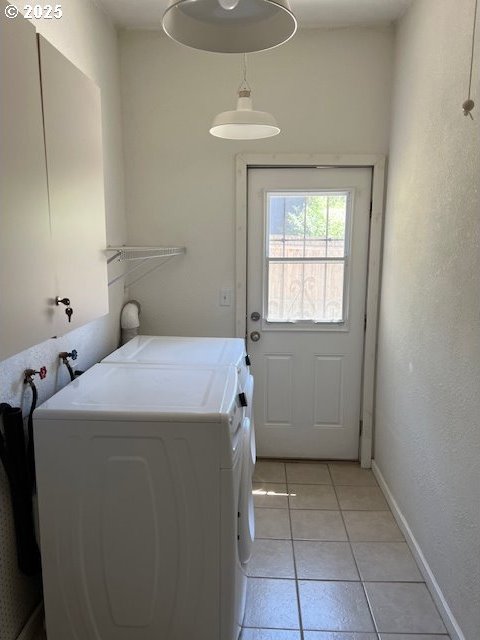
[285,463,305,640]
[245,575,427,584]
[327,463,380,639]
[253,462,449,639]
[243,627,449,636]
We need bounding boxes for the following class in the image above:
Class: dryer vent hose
[120,300,141,346]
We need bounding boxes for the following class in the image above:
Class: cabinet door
[0,15,55,362]
[38,36,108,334]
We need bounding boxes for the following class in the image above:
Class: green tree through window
[285,195,346,239]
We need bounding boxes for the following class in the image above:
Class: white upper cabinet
[38,36,109,335]
[0,22,109,362]
[0,15,55,361]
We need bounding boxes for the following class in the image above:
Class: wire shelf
[106,246,186,287]
[106,246,186,263]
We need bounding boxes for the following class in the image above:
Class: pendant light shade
[210,89,280,139]
[210,55,280,140]
[162,0,297,53]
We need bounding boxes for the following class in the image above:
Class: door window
[266,191,351,324]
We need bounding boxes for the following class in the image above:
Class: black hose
[65,360,75,382]
[0,406,14,485]
[0,403,41,576]
[60,352,77,382]
[25,379,38,494]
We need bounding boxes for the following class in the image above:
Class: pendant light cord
[239,53,251,93]
[467,0,478,100]
[463,0,478,117]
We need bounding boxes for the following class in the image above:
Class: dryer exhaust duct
[120,300,141,346]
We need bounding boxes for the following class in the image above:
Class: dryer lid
[35,363,239,422]
[102,335,246,368]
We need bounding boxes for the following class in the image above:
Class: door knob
[250,331,261,342]
[250,311,261,321]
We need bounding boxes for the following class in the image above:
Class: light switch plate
[219,288,233,307]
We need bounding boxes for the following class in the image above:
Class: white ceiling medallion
[162,0,297,53]
[210,54,280,139]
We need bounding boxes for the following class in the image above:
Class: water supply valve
[59,350,79,382]
[24,367,47,382]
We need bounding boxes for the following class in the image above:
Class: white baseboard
[17,603,43,640]
[372,460,464,640]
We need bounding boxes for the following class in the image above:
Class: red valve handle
[24,366,48,383]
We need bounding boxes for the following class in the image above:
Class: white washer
[34,363,247,640]
[102,335,257,560]
[102,335,256,464]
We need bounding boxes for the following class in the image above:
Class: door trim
[235,154,386,469]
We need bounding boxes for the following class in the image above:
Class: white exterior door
[247,167,372,459]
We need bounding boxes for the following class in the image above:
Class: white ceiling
[98,0,414,30]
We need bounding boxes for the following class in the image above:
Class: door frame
[235,153,386,469]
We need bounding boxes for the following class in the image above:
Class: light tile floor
[242,460,449,640]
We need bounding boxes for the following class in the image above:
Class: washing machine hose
[0,402,41,576]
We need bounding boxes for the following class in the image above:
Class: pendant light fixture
[210,54,280,140]
[162,0,297,54]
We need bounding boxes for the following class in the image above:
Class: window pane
[268,193,348,259]
[267,261,345,323]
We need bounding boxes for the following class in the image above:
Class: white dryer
[101,336,254,421]
[34,363,248,640]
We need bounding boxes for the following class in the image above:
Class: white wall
[119,27,394,337]
[0,1,126,638]
[375,1,480,639]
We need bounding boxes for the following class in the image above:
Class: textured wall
[375,1,480,639]
[119,26,394,337]
[0,1,127,638]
